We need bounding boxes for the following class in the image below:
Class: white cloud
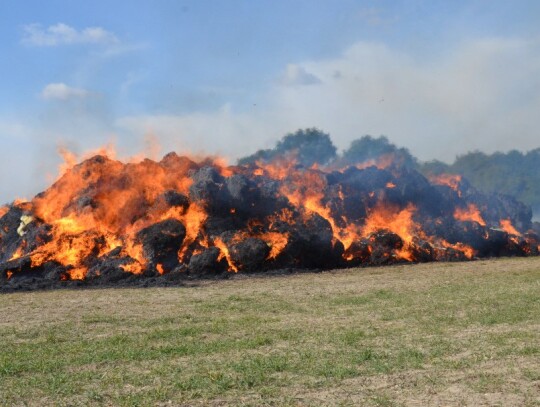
[41,83,91,100]
[280,64,321,86]
[22,23,118,46]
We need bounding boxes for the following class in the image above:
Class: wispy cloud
[356,7,399,27]
[99,41,148,57]
[41,83,92,100]
[280,64,321,86]
[22,23,119,46]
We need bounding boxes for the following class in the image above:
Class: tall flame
[454,203,486,226]
[500,219,520,236]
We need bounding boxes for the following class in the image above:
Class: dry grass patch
[1,257,539,406]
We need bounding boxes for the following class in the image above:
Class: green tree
[443,149,540,215]
[419,160,451,175]
[340,135,417,168]
[238,128,337,167]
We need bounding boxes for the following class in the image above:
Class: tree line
[238,128,540,214]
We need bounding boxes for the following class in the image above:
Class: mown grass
[0,257,539,406]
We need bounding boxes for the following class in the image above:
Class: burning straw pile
[1,135,539,290]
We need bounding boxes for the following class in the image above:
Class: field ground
[0,258,539,406]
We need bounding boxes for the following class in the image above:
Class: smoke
[115,37,540,163]
[0,121,38,204]
[273,38,540,161]
[41,83,91,100]
[2,36,540,204]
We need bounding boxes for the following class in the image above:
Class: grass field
[1,258,539,406]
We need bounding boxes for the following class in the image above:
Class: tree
[444,149,540,215]
[340,135,417,168]
[419,160,451,176]
[238,128,337,167]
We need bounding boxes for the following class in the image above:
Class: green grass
[1,257,539,406]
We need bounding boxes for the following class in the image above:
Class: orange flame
[3,142,526,282]
[454,203,486,226]
[214,237,238,272]
[9,245,25,261]
[156,263,165,275]
[351,153,397,171]
[362,203,419,260]
[439,239,476,259]
[429,174,462,191]
[259,232,289,260]
[499,219,520,236]
[255,157,298,180]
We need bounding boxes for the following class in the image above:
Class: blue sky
[1,0,540,202]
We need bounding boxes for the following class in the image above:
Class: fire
[352,153,397,170]
[277,169,361,251]
[333,222,362,253]
[255,157,298,180]
[57,147,78,178]
[214,237,238,272]
[120,240,146,275]
[9,245,25,261]
[178,203,208,262]
[362,203,418,260]
[21,150,206,280]
[439,240,476,259]
[259,232,289,260]
[363,204,417,245]
[429,174,462,191]
[214,157,234,177]
[57,144,117,178]
[268,208,295,227]
[454,203,486,226]
[256,160,489,263]
[499,219,520,236]
[156,263,165,275]
[1,139,537,286]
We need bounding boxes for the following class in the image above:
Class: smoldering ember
[1,130,539,291]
